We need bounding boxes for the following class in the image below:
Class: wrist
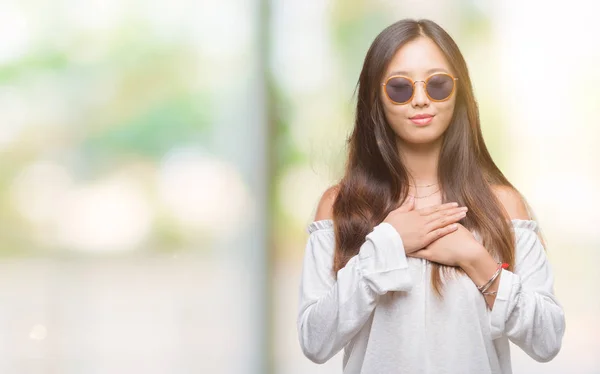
[460,248,501,289]
[458,244,491,269]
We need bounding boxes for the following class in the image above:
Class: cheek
[380,96,410,125]
[382,107,409,138]
[434,101,456,128]
[383,104,410,121]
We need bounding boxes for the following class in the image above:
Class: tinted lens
[426,74,454,100]
[385,77,413,103]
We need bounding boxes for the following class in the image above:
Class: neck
[397,136,443,186]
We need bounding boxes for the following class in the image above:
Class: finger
[396,195,415,212]
[409,249,430,260]
[426,210,467,230]
[423,223,458,246]
[418,202,460,216]
[425,207,468,224]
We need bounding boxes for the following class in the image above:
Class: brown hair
[331,18,517,297]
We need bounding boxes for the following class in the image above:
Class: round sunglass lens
[426,74,454,100]
[386,77,413,103]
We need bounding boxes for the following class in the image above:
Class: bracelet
[479,267,501,293]
[476,263,501,292]
[477,262,508,294]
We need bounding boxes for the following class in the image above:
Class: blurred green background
[0,0,598,373]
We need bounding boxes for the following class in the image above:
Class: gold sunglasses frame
[381,72,459,105]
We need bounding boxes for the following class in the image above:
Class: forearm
[459,246,501,309]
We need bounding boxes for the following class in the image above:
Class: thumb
[396,195,415,212]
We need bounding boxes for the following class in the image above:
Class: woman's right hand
[383,196,468,254]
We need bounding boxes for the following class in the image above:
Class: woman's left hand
[407,223,485,267]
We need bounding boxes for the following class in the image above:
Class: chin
[409,136,443,145]
[404,128,444,144]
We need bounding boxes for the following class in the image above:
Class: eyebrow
[387,68,450,77]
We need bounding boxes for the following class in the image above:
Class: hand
[408,223,486,267]
[383,196,468,255]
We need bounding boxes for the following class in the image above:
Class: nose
[411,80,429,107]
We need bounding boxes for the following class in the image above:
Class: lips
[410,114,434,120]
[409,114,434,126]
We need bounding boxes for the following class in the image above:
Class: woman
[297,19,565,374]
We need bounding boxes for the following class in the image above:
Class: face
[380,37,457,147]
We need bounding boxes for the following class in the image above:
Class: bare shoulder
[314,185,340,221]
[491,184,531,220]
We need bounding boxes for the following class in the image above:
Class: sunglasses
[381,72,458,105]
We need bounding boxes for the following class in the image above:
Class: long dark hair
[331,19,517,297]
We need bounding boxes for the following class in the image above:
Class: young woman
[297,19,565,373]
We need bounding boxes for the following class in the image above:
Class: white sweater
[297,219,565,374]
